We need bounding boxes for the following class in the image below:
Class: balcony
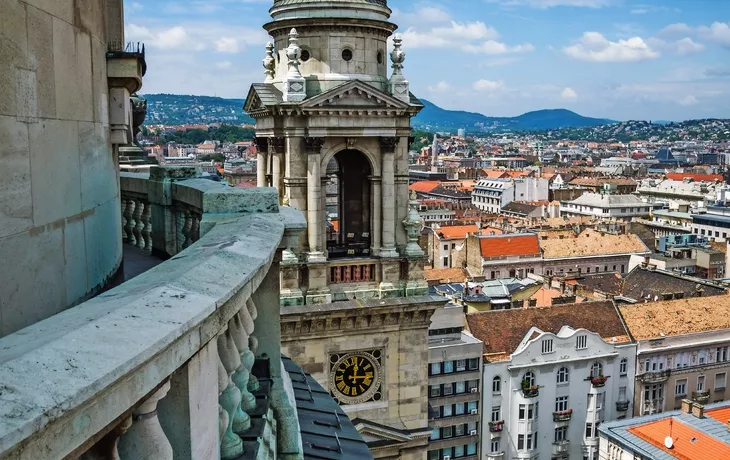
[643,398,665,415]
[616,400,630,411]
[552,440,570,458]
[590,375,609,388]
[486,452,505,459]
[489,420,505,432]
[553,409,573,422]
[692,390,711,404]
[640,369,671,383]
[0,167,368,460]
[521,382,540,398]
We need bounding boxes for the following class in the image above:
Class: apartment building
[472,178,550,213]
[560,193,651,221]
[467,301,636,460]
[428,304,484,460]
[427,225,480,269]
[618,294,730,417]
[463,233,543,280]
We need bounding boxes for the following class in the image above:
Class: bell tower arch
[245,0,425,306]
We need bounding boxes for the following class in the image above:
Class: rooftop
[540,229,649,259]
[569,177,637,187]
[565,192,647,208]
[621,266,727,302]
[424,267,468,284]
[408,180,441,193]
[478,233,541,259]
[618,292,730,340]
[465,300,630,361]
[435,224,479,240]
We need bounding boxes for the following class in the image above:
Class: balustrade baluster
[182,209,193,249]
[218,356,230,454]
[141,202,152,253]
[121,199,128,244]
[246,298,260,392]
[190,212,201,245]
[79,416,132,460]
[133,200,145,250]
[218,331,244,459]
[124,199,136,246]
[175,210,186,253]
[228,314,254,432]
[117,382,173,460]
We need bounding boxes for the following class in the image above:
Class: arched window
[620,358,628,376]
[492,376,501,393]
[591,362,603,378]
[522,371,536,388]
[557,367,569,384]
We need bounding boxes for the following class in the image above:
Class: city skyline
[125,0,730,122]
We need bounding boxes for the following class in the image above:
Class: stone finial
[403,189,424,258]
[283,28,306,102]
[263,42,275,83]
[388,34,410,103]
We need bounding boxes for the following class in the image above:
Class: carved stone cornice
[254,137,269,154]
[268,137,285,154]
[279,299,443,339]
[380,136,399,154]
[304,137,326,153]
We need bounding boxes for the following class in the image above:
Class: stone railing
[0,166,310,460]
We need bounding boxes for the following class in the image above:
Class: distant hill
[141,93,614,132]
[414,99,615,132]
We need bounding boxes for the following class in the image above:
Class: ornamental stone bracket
[254,137,269,154]
[268,137,286,154]
[304,137,326,153]
[107,42,147,146]
[379,137,399,154]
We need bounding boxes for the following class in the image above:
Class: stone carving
[263,42,275,82]
[346,137,357,149]
[403,190,425,257]
[283,29,306,102]
[268,137,285,154]
[388,35,410,103]
[379,136,399,154]
[254,136,269,153]
[304,137,325,152]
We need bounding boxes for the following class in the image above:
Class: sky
[125,0,730,121]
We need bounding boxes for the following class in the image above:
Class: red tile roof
[436,225,479,240]
[409,181,441,193]
[666,173,724,182]
[479,234,540,258]
[628,417,730,460]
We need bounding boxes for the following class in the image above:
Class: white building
[472,178,550,213]
[561,193,651,220]
[466,301,636,460]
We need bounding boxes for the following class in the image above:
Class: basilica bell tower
[244,0,428,306]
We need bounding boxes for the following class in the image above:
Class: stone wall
[0,0,121,336]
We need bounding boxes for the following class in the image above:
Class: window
[300,49,310,62]
[376,50,383,64]
[443,244,449,251]
[443,405,453,417]
[442,257,449,267]
[675,379,687,396]
[619,386,627,401]
[492,406,501,422]
[518,434,525,450]
[431,362,441,375]
[431,427,440,440]
[519,404,526,420]
[555,426,568,442]
[717,347,729,363]
[492,376,501,393]
[455,403,465,415]
[698,375,705,391]
[467,380,478,392]
[542,339,554,354]
[591,362,603,378]
[430,385,441,397]
[467,443,477,455]
[468,358,479,370]
[444,361,454,373]
[454,445,464,457]
[716,372,727,390]
[456,359,466,372]
[556,396,569,412]
[586,422,597,438]
[699,350,707,365]
[467,401,478,414]
[455,424,465,436]
[620,358,628,376]
[557,367,569,384]
[443,426,453,438]
[523,371,536,387]
[576,335,588,349]
[491,438,501,453]
[455,381,465,394]
[429,450,439,460]
[443,383,454,395]
[341,48,353,61]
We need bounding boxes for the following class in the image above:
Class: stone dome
[267,0,393,28]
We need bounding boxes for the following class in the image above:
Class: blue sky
[125,0,730,121]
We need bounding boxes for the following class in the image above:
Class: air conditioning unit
[470,409,478,415]
[444,456,451,460]
[470,430,478,435]
[471,388,479,393]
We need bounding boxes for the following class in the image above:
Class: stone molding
[283,177,308,187]
[304,137,326,153]
[379,137,399,154]
[267,23,394,39]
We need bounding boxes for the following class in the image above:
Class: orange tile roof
[628,417,730,460]
[479,234,541,258]
[409,181,441,193]
[667,173,723,182]
[424,267,468,283]
[480,169,509,179]
[706,406,730,424]
[436,225,479,240]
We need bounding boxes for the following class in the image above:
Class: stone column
[370,176,382,256]
[380,137,399,258]
[269,137,285,202]
[305,138,326,263]
[395,136,410,251]
[255,137,268,187]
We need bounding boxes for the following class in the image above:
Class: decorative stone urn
[403,190,424,258]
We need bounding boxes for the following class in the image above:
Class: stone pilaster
[369,175,382,257]
[380,137,399,258]
[254,137,268,187]
[305,137,326,263]
[395,136,410,251]
[269,137,285,202]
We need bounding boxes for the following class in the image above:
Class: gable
[301,80,410,111]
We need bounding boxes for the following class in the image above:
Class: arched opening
[326,150,372,259]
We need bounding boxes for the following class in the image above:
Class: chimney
[681,399,693,414]
[560,280,566,294]
[692,402,705,419]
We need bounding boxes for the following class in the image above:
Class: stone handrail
[0,167,307,460]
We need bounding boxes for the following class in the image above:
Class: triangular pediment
[243,83,284,115]
[301,80,410,111]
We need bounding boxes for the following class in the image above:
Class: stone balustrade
[0,167,309,460]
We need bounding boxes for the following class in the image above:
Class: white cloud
[561,87,578,100]
[126,25,191,49]
[463,41,535,54]
[674,37,705,55]
[657,23,694,39]
[215,37,239,53]
[563,32,660,62]
[499,0,613,8]
[428,81,452,93]
[679,95,698,106]
[400,21,499,49]
[472,79,505,92]
[698,22,730,48]
[392,6,451,24]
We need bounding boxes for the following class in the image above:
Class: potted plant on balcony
[552,408,573,421]
[489,420,504,432]
[521,379,540,397]
[591,374,609,387]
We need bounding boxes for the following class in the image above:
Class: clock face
[329,351,382,404]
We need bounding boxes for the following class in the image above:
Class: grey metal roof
[274,0,387,6]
